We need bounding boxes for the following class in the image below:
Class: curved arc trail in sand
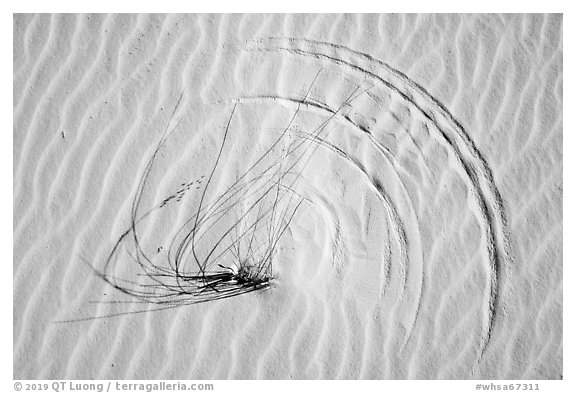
[69,35,511,372]
[241,37,512,364]
[233,93,423,346]
[13,14,563,380]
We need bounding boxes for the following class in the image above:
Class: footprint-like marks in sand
[84,37,511,371]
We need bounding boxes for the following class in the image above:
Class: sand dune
[13,14,562,379]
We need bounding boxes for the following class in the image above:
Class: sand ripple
[13,14,562,379]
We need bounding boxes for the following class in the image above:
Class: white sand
[13,14,562,379]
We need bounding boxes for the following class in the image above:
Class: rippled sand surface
[13,14,562,379]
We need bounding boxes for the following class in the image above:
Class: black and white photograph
[10,9,567,385]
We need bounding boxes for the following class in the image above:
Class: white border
[4,1,571,13]
[4,2,571,391]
